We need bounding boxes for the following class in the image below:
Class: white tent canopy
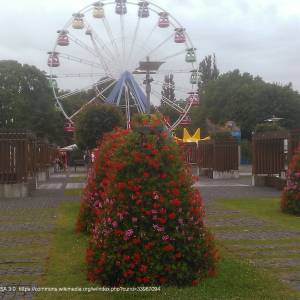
[60,144,78,152]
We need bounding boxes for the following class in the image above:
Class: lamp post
[133,57,165,113]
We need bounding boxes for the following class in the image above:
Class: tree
[183,54,220,136]
[198,54,219,91]
[161,73,176,105]
[0,60,64,143]
[198,70,300,139]
[75,103,124,150]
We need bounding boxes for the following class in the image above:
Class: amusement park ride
[47,0,200,133]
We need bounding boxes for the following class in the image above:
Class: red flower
[114,229,124,236]
[152,149,159,155]
[158,217,167,225]
[168,212,176,220]
[143,172,150,178]
[133,152,142,162]
[144,242,154,250]
[123,255,130,262]
[142,277,150,283]
[94,268,102,274]
[117,182,126,190]
[87,271,95,282]
[123,269,134,278]
[163,244,173,252]
[171,188,180,196]
[208,268,217,277]
[192,279,199,286]
[159,277,167,284]
[170,199,181,207]
[160,173,167,179]
[132,239,141,245]
[86,248,94,263]
[139,264,148,273]
[153,203,161,209]
[133,252,141,262]
[159,208,167,214]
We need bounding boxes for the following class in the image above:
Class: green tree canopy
[197,69,300,139]
[161,73,176,105]
[0,60,64,143]
[75,103,124,150]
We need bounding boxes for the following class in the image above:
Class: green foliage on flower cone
[281,144,300,215]
[83,114,218,286]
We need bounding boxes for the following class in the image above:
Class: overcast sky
[1,0,300,92]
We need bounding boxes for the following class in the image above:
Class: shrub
[83,115,218,286]
[75,103,124,150]
[281,144,300,215]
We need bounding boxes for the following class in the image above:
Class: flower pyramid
[78,115,219,286]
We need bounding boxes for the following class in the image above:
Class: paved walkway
[0,169,86,300]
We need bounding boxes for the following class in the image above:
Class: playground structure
[47,0,200,132]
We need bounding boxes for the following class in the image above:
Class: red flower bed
[79,115,219,286]
[281,144,300,215]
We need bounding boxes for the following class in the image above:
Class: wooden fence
[252,129,300,190]
[252,130,300,176]
[0,130,57,184]
[182,138,239,173]
[252,131,287,175]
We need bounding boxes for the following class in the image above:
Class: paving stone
[0,223,53,232]
[250,258,300,268]
[0,237,50,247]
[0,267,44,276]
[206,209,241,216]
[65,182,85,189]
[37,183,63,190]
[228,243,300,250]
[215,230,300,240]
[50,174,66,178]
[207,217,268,227]
[0,258,39,264]
[278,272,300,291]
[69,174,86,178]
[236,248,300,258]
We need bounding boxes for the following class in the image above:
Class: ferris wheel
[47,0,200,132]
